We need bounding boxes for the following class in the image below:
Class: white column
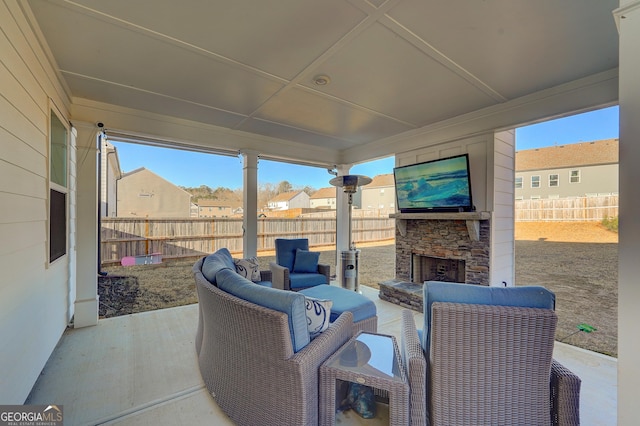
[73,122,99,328]
[335,164,352,252]
[67,127,77,323]
[242,150,259,258]
[615,2,640,423]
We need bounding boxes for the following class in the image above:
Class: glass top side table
[320,332,409,426]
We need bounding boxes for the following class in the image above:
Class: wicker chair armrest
[292,311,354,365]
[269,262,290,290]
[550,359,581,426]
[401,309,428,426]
[317,263,331,283]
[259,269,272,282]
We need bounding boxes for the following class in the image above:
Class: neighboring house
[361,173,396,211]
[100,139,122,217]
[196,199,233,218]
[117,168,192,217]
[310,187,336,209]
[515,139,619,200]
[190,203,199,217]
[267,191,310,211]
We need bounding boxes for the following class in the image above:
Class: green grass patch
[601,216,619,232]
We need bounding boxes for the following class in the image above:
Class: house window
[549,174,559,187]
[49,110,68,263]
[570,170,580,183]
[531,175,540,188]
[515,177,523,189]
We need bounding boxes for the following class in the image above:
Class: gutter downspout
[97,128,107,276]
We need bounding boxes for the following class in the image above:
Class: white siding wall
[289,192,310,209]
[361,187,396,210]
[0,1,72,403]
[490,130,516,287]
[516,163,619,199]
[310,197,335,209]
[618,2,640,422]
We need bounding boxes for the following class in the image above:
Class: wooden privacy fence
[100,217,395,265]
[515,195,618,222]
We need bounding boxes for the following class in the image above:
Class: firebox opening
[412,254,465,284]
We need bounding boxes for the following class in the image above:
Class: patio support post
[73,123,99,328]
[615,1,640,423]
[242,150,259,258]
[335,164,352,275]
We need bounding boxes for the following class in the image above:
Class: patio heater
[330,174,372,292]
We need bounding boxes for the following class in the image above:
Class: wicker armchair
[193,257,353,426]
[401,304,581,426]
[269,238,330,291]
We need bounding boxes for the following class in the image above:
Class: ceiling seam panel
[57,0,291,85]
[293,84,418,128]
[379,14,508,103]
[249,116,366,145]
[234,0,406,129]
[60,70,249,120]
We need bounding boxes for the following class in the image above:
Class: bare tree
[277,180,292,194]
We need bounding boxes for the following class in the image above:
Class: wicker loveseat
[193,249,354,426]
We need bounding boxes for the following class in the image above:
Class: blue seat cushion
[201,248,236,285]
[275,238,309,271]
[289,273,327,289]
[216,268,310,352]
[422,281,556,351]
[300,284,376,324]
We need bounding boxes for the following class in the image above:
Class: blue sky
[515,105,619,150]
[110,105,618,190]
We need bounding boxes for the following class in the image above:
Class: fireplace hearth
[379,212,491,310]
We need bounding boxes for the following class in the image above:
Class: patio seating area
[26,284,616,426]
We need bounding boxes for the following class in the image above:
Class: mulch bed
[98,275,140,318]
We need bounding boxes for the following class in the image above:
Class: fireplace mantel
[390,211,491,241]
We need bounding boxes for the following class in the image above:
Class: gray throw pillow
[235,257,261,282]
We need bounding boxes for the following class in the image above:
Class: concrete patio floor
[26,285,617,425]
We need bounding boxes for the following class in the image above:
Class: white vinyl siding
[0,2,72,403]
[491,130,516,288]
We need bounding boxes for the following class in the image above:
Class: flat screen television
[393,154,474,213]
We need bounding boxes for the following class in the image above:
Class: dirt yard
[99,221,618,357]
[514,222,617,357]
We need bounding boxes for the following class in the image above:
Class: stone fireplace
[379,212,491,310]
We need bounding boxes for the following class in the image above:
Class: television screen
[393,154,473,213]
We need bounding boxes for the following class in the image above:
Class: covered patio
[1,0,638,424]
[26,285,616,425]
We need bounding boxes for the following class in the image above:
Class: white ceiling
[26,0,619,163]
